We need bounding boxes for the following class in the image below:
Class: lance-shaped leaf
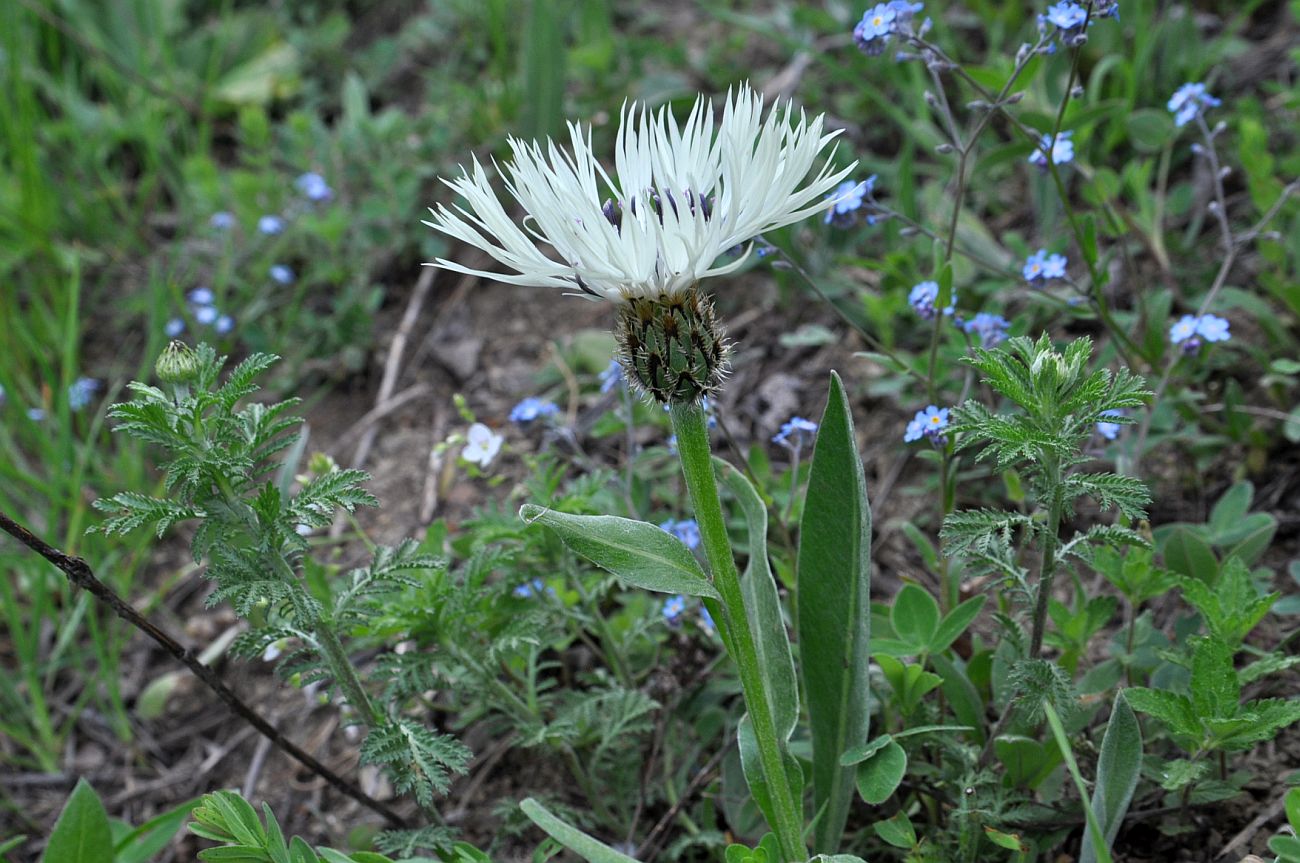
[520,798,640,863]
[1080,692,1142,863]
[519,505,719,599]
[797,372,872,853]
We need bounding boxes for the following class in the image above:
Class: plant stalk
[669,401,805,862]
[1029,459,1064,660]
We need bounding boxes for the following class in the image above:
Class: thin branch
[0,509,407,828]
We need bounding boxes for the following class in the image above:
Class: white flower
[424,85,855,301]
[462,422,503,467]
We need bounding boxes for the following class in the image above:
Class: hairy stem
[1029,459,1064,660]
[669,401,805,862]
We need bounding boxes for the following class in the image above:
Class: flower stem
[669,401,805,862]
[1028,457,1064,660]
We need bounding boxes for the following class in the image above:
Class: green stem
[1029,459,1063,660]
[669,401,805,862]
[316,618,379,723]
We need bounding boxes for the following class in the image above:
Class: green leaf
[114,797,202,863]
[1208,482,1253,539]
[1159,526,1218,583]
[1125,108,1175,153]
[715,460,798,740]
[983,827,1027,852]
[42,779,113,863]
[930,654,986,745]
[931,594,987,654]
[1270,834,1300,861]
[1123,688,1199,740]
[839,734,894,767]
[519,506,720,599]
[872,811,916,849]
[1080,693,1142,863]
[891,584,940,651]
[854,739,906,805]
[797,372,872,853]
[519,798,640,863]
[1043,702,1114,863]
[1189,637,1240,720]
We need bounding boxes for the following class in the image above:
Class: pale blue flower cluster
[512,578,554,599]
[663,595,687,625]
[1028,130,1075,167]
[824,176,878,227]
[1023,250,1068,283]
[168,287,233,338]
[295,171,334,202]
[853,1,924,56]
[773,416,819,448]
[510,397,560,423]
[258,215,285,235]
[1168,83,1221,128]
[210,211,236,230]
[1096,409,1124,440]
[909,280,956,320]
[270,264,295,285]
[904,405,950,443]
[962,312,1010,347]
[1169,313,1230,353]
[660,518,702,550]
[68,377,101,411]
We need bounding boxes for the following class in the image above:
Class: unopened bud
[308,452,338,475]
[155,340,200,384]
[616,288,730,404]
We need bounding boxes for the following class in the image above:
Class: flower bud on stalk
[616,288,730,404]
[155,340,200,398]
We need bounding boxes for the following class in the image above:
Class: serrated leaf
[519,506,719,599]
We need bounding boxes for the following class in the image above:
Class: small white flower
[424,85,854,301]
[462,422,503,467]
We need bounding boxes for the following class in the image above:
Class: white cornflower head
[462,422,504,467]
[424,85,854,301]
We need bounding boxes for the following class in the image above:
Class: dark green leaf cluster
[1007,658,1074,723]
[1126,637,1300,754]
[189,790,396,862]
[360,717,472,806]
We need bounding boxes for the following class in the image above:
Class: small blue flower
[823,177,875,227]
[510,397,560,423]
[1167,82,1221,128]
[1028,130,1075,167]
[164,318,186,338]
[663,595,687,625]
[904,405,949,443]
[27,407,46,422]
[258,214,285,235]
[195,305,218,326]
[68,377,101,411]
[908,280,955,319]
[0,383,5,406]
[214,314,235,335]
[698,605,716,634]
[1023,249,1067,282]
[513,578,553,599]
[854,2,922,55]
[1196,313,1230,343]
[962,312,1010,347]
[773,416,819,448]
[1096,409,1124,440]
[269,264,295,285]
[599,360,624,393]
[1169,313,1230,351]
[188,287,214,306]
[210,211,236,230]
[660,518,702,550]
[295,172,333,202]
[1044,2,1088,29]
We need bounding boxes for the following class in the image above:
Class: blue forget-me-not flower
[1170,313,1230,353]
[210,211,235,230]
[270,264,295,284]
[295,172,333,202]
[258,215,285,235]
[510,397,560,423]
[660,518,702,550]
[663,595,687,626]
[1168,83,1221,128]
[68,377,101,411]
[853,2,923,55]
[1023,249,1067,282]
[599,360,624,393]
[904,405,949,443]
[773,416,818,448]
[1096,409,1124,440]
[962,312,1010,347]
[1028,130,1074,167]
[909,280,955,319]
[824,177,877,227]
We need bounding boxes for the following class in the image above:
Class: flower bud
[615,288,730,404]
[155,340,200,384]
